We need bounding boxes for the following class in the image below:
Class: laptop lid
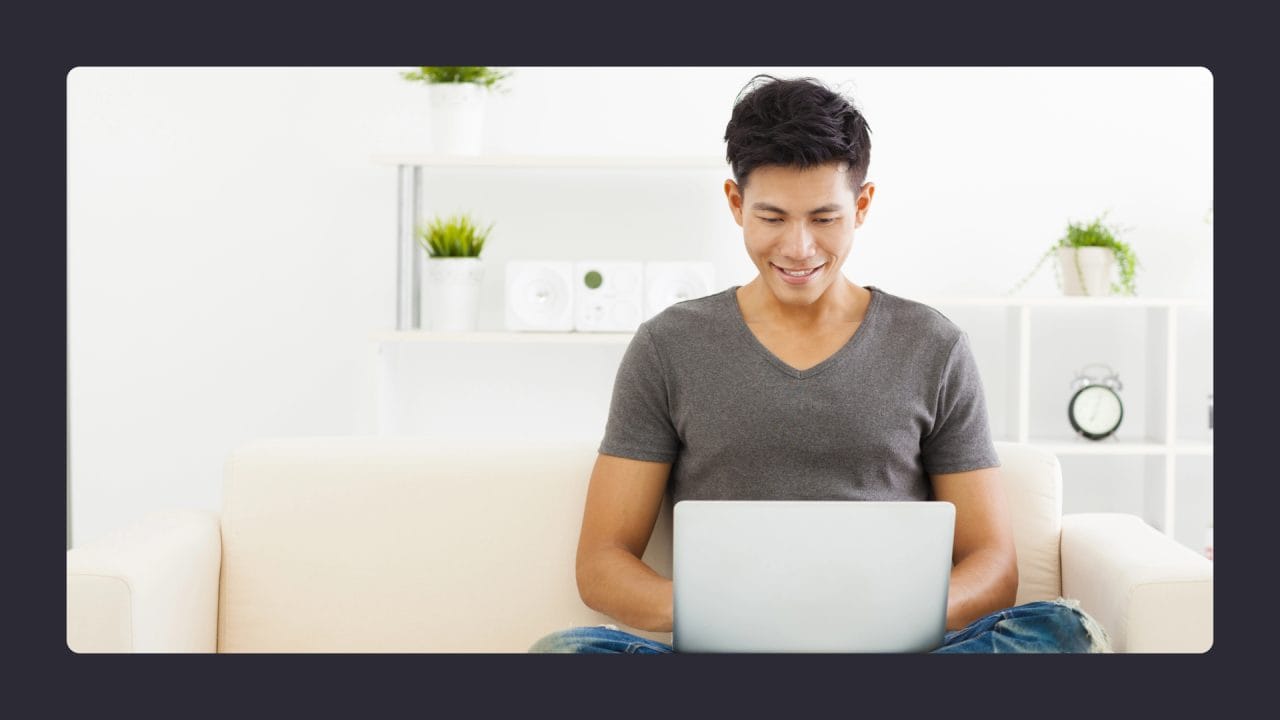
[672,500,955,653]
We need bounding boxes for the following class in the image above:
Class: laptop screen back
[673,500,955,653]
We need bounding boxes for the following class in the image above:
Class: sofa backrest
[993,441,1063,605]
[218,436,667,652]
[218,438,1059,652]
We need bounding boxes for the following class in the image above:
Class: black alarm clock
[1068,364,1124,441]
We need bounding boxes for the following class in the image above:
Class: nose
[780,222,818,261]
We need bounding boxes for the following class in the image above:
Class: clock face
[1069,385,1124,439]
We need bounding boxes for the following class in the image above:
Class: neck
[739,277,867,328]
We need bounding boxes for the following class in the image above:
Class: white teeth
[778,265,819,276]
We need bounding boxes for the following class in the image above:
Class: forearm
[577,546,673,633]
[946,548,1018,631]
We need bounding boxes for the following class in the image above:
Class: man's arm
[931,466,1019,631]
[575,452,673,632]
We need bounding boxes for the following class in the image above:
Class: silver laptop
[673,500,955,653]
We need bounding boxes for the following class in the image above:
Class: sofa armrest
[1060,513,1212,653]
[67,510,221,653]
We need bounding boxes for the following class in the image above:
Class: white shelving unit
[913,295,1210,542]
[373,154,1213,546]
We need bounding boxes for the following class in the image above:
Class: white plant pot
[1057,246,1115,296]
[424,257,485,331]
[429,83,485,156]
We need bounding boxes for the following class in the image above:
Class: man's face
[725,162,875,308]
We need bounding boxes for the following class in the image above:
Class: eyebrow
[750,202,843,215]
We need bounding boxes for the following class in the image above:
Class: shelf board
[1030,439,1170,456]
[1027,439,1214,456]
[920,295,1211,308]
[372,330,634,344]
[372,154,728,169]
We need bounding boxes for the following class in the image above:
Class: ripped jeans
[529,598,1112,653]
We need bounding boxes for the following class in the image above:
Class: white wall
[68,67,1213,548]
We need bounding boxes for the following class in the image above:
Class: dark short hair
[724,74,872,193]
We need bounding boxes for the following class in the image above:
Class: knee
[1015,599,1111,652]
[528,625,627,653]
[528,624,669,654]
[989,599,1112,653]
[528,628,587,653]
[1050,599,1113,653]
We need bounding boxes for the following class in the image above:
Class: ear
[853,182,876,228]
[724,179,744,228]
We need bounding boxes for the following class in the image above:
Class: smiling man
[530,75,1111,654]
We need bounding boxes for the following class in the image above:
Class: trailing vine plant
[1007,212,1140,296]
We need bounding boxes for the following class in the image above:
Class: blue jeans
[529,598,1112,653]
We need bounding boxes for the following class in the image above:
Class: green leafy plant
[401,66,511,90]
[1008,212,1140,296]
[416,214,492,258]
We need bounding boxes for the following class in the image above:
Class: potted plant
[1009,213,1140,296]
[401,66,512,156]
[417,213,493,331]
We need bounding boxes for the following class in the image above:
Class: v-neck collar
[727,284,882,379]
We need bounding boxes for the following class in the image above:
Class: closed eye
[757,216,839,225]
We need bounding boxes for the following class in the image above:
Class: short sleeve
[598,323,681,463]
[920,332,1000,475]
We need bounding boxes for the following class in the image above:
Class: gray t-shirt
[598,285,1000,504]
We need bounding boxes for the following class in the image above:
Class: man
[530,75,1110,653]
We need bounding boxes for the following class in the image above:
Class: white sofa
[66,439,1213,653]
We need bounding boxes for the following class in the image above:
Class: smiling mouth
[771,262,825,277]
